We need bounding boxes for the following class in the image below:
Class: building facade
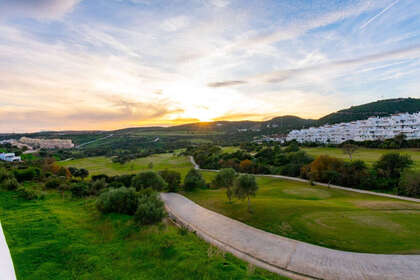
[286,112,420,144]
[0,153,21,162]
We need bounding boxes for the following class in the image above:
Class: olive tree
[234,174,258,213]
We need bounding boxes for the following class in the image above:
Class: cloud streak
[360,0,400,30]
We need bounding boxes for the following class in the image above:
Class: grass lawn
[303,147,420,170]
[221,146,240,153]
[59,153,193,178]
[0,190,286,280]
[185,174,420,254]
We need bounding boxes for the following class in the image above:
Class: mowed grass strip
[303,147,420,170]
[0,190,286,280]
[186,173,420,254]
[59,153,193,178]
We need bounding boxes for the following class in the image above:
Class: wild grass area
[302,147,420,170]
[0,190,286,280]
[59,154,192,178]
[186,174,420,254]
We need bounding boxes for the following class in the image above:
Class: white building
[286,112,420,144]
[0,153,21,162]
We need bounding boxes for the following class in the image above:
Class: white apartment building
[0,153,21,162]
[286,112,420,144]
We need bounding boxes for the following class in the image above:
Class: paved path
[189,156,420,203]
[0,223,16,280]
[161,193,420,280]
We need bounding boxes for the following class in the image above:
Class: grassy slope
[302,147,420,169]
[0,190,285,280]
[187,173,420,254]
[59,154,193,178]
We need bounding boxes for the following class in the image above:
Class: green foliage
[89,178,107,196]
[2,177,20,190]
[212,168,236,201]
[16,187,44,200]
[234,174,258,212]
[13,167,40,182]
[398,171,420,198]
[0,167,13,183]
[45,178,61,189]
[96,187,139,215]
[131,171,167,191]
[183,168,206,191]
[134,191,166,225]
[158,170,181,192]
[373,153,413,189]
[70,182,89,198]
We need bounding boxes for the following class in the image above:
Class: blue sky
[0,0,419,132]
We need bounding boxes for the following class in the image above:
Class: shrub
[131,171,167,191]
[70,182,89,198]
[398,171,420,198]
[0,168,13,183]
[96,187,138,215]
[45,178,61,189]
[88,178,107,196]
[17,187,44,200]
[13,167,40,182]
[183,169,206,191]
[134,191,165,225]
[2,178,20,190]
[158,170,181,192]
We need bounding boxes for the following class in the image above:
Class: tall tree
[234,174,258,213]
[342,143,358,161]
[212,168,236,202]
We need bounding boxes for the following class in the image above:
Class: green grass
[0,190,286,280]
[185,174,420,254]
[303,147,420,170]
[221,146,240,153]
[59,153,193,178]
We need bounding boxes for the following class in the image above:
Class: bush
[158,170,181,192]
[398,171,420,198]
[2,178,20,190]
[88,178,107,196]
[183,169,206,191]
[13,167,40,182]
[17,187,44,200]
[96,187,139,215]
[131,171,167,191]
[70,182,89,198]
[134,191,165,225]
[0,168,13,183]
[45,178,61,189]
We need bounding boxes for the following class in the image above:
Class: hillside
[318,98,420,125]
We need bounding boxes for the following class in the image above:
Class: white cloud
[0,0,82,20]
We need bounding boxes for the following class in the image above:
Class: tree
[239,159,253,173]
[78,168,89,180]
[398,171,420,198]
[212,168,236,202]
[132,171,167,191]
[373,153,413,189]
[158,170,181,192]
[134,191,165,225]
[183,168,206,191]
[342,143,358,161]
[234,174,258,213]
[148,162,154,169]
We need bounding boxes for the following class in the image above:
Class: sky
[0,0,419,132]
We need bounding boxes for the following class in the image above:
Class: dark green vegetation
[186,174,420,254]
[0,190,286,280]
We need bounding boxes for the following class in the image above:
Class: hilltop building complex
[286,112,420,144]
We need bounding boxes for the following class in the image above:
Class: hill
[318,98,420,125]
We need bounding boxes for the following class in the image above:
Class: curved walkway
[0,223,16,280]
[161,193,420,280]
[189,156,420,203]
